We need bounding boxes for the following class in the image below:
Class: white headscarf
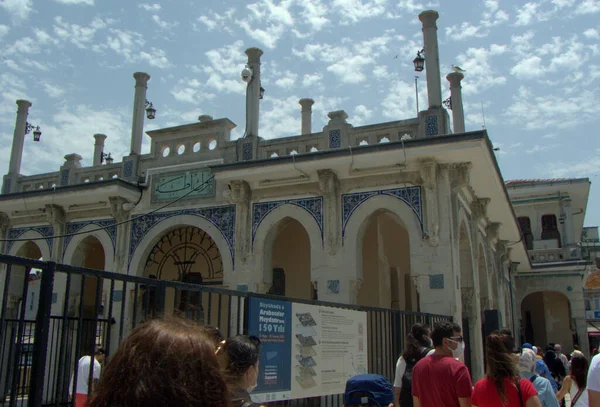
[519,348,537,373]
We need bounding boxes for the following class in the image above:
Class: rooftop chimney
[8,100,32,176]
[244,48,263,138]
[93,134,107,166]
[446,72,465,133]
[299,99,314,135]
[130,72,150,155]
[419,11,442,109]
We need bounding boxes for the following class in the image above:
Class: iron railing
[0,253,452,407]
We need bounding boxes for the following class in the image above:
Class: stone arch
[477,242,491,311]
[63,225,115,271]
[521,290,573,349]
[128,214,233,278]
[343,194,424,283]
[8,230,51,260]
[253,204,323,292]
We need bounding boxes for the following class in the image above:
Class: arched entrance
[264,218,313,300]
[521,291,573,349]
[357,210,416,310]
[142,225,224,321]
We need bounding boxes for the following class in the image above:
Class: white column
[419,10,442,109]
[245,48,263,138]
[446,72,465,133]
[130,72,150,155]
[93,134,107,166]
[299,98,314,135]
[8,100,32,175]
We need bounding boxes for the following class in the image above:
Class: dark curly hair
[89,318,229,407]
[570,354,589,390]
[217,335,261,383]
[402,323,431,358]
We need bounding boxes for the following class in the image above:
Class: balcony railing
[529,246,581,263]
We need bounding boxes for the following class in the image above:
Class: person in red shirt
[412,320,472,407]
[472,331,542,407]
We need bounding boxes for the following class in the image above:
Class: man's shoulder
[591,354,600,370]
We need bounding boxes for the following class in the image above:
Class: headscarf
[519,348,537,373]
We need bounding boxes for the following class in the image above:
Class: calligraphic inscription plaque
[151,168,216,203]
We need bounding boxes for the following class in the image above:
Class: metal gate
[0,254,452,407]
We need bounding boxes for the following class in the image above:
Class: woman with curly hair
[393,323,433,407]
[89,318,229,407]
[556,354,589,407]
[472,331,542,407]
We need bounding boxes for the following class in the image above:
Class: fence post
[28,261,56,407]
[154,281,166,318]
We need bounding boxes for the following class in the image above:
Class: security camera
[241,65,253,82]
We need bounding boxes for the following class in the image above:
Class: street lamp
[443,97,452,110]
[101,152,113,164]
[413,49,425,72]
[25,122,42,142]
[260,86,265,100]
[145,100,156,120]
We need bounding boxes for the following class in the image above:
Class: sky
[0,0,600,227]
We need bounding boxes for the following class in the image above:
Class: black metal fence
[0,254,452,407]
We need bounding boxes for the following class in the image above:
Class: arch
[343,194,424,281]
[253,204,323,287]
[128,214,233,278]
[9,230,51,261]
[63,224,115,271]
[477,243,490,310]
[521,290,572,349]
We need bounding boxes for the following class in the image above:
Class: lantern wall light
[145,99,156,120]
[101,152,114,164]
[413,48,425,72]
[25,122,42,142]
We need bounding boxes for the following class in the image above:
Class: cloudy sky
[1,0,600,227]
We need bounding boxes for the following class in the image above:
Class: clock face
[151,168,215,202]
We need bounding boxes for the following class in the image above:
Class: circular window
[193,142,201,152]
[208,140,217,150]
[178,145,185,155]
[162,147,170,157]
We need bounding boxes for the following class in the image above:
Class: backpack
[399,347,431,407]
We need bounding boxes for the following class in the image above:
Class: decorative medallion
[252,197,324,247]
[341,186,423,243]
[242,142,253,161]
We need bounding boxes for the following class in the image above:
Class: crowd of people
[68,317,600,407]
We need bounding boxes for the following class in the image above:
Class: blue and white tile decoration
[252,197,324,247]
[327,279,340,294]
[425,116,438,137]
[62,219,118,258]
[329,129,341,148]
[60,169,70,186]
[7,225,54,255]
[123,160,134,178]
[128,204,236,267]
[341,186,423,243]
[2,178,11,194]
[242,142,253,161]
[429,274,444,289]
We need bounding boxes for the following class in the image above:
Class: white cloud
[510,55,545,79]
[139,3,161,11]
[152,15,179,31]
[53,16,115,48]
[0,0,33,22]
[297,0,329,32]
[0,25,9,39]
[275,71,297,89]
[332,0,387,24]
[552,0,576,7]
[196,8,236,33]
[260,96,302,139]
[372,65,389,80]
[54,0,94,5]
[302,73,322,87]
[43,83,65,98]
[446,22,488,40]
[526,144,559,154]
[515,2,544,25]
[584,28,600,39]
[575,0,600,14]
[139,48,173,69]
[455,45,507,95]
[236,0,295,48]
[353,105,373,126]
[381,80,418,119]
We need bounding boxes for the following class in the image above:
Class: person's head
[202,326,224,349]
[94,347,106,364]
[431,320,463,358]
[89,318,229,407]
[570,354,589,389]
[342,374,394,407]
[536,346,544,357]
[404,323,431,355]
[216,335,261,392]
[554,344,563,355]
[574,344,581,351]
[519,348,537,374]
[485,331,519,403]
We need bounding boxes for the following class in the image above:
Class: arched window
[517,217,533,250]
[541,214,561,247]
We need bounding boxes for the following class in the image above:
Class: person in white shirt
[69,348,105,407]
[588,353,600,407]
[393,323,433,407]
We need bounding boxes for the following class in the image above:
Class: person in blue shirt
[519,348,560,407]
[523,343,559,392]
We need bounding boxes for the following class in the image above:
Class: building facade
[0,10,550,381]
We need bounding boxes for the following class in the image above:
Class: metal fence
[0,253,452,407]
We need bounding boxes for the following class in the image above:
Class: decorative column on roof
[446,72,465,133]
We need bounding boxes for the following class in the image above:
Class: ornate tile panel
[128,205,236,266]
[7,225,54,255]
[60,169,70,186]
[252,197,324,247]
[329,129,341,148]
[2,178,11,194]
[425,115,438,137]
[242,142,253,161]
[123,160,134,178]
[341,186,423,243]
[62,219,118,258]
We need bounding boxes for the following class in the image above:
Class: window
[541,214,561,247]
[269,268,286,296]
[517,217,533,250]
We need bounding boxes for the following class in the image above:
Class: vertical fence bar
[71,274,87,403]
[28,261,55,407]
[104,279,116,357]
[0,264,12,339]
[131,284,139,330]
[118,281,127,343]
[154,281,166,318]
[226,295,233,338]
[86,274,103,398]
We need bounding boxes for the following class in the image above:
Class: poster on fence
[248,297,368,403]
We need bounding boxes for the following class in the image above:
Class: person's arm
[525,395,542,407]
[412,396,421,407]
[555,375,571,401]
[590,389,600,407]
[458,397,471,407]
[393,357,406,406]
